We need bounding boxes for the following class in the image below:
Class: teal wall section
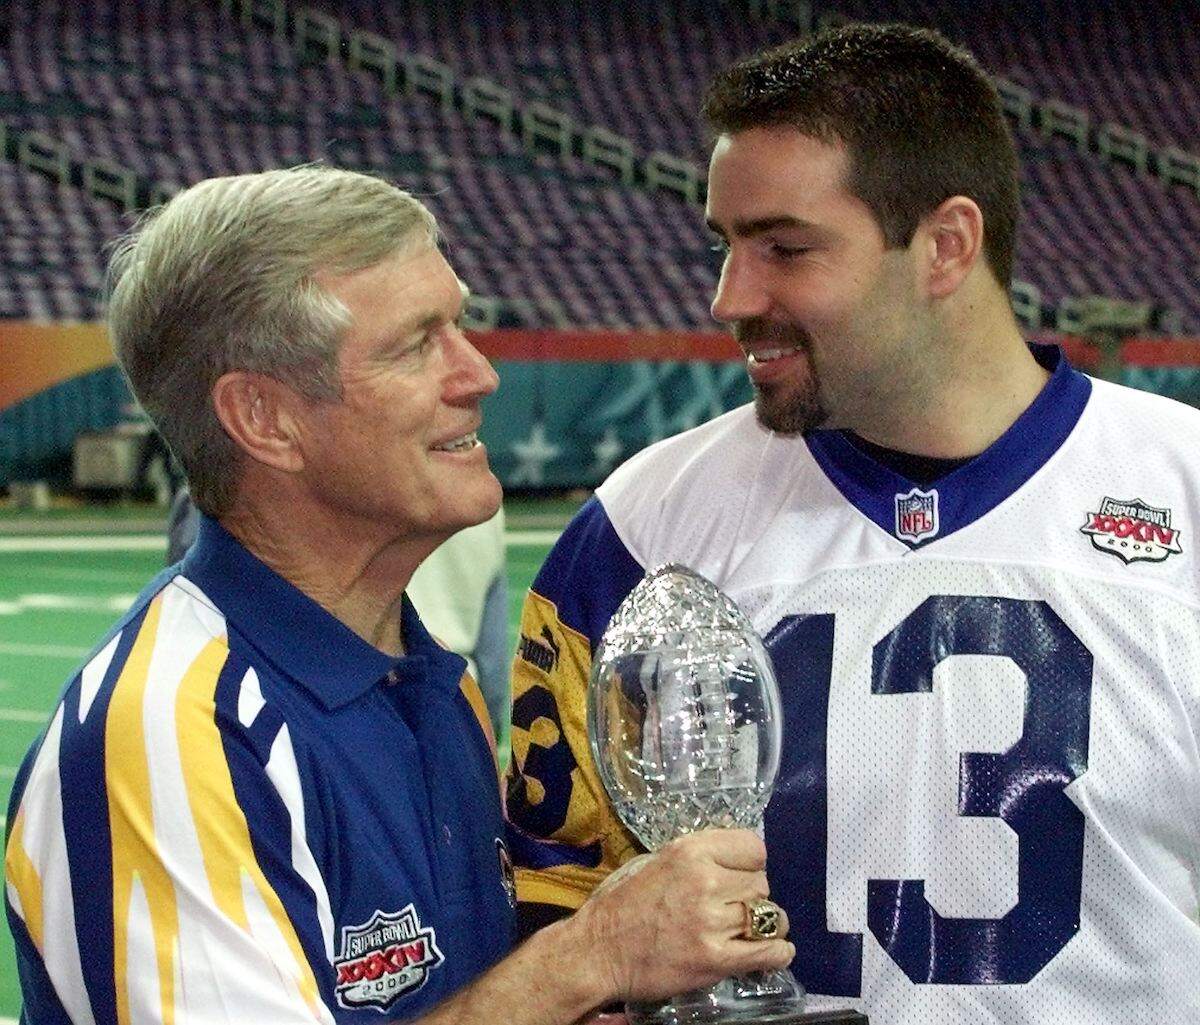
[1121,365,1200,407]
[480,360,753,488]
[0,367,133,484]
[4,360,1199,489]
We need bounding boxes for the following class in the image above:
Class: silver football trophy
[588,564,866,1025]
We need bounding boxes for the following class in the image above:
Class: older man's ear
[211,370,305,473]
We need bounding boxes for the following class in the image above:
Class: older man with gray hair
[4,167,792,1025]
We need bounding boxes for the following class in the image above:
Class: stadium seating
[301,1,1198,175]
[292,0,1197,332]
[0,0,1196,334]
[1,0,724,327]
[0,159,119,321]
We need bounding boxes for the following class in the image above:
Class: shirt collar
[181,516,465,709]
[804,344,1092,549]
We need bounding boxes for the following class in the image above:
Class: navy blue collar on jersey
[181,515,464,709]
[804,345,1091,549]
[843,435,972,486]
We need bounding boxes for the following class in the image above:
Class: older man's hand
[570,828,793,1004]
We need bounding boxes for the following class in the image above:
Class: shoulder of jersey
[1081,378,1200,503]
[594,404,816,575]
[68,565,195,693]
[57,568,256,754]
[1088,377,1200,442]
[12,569,258,835]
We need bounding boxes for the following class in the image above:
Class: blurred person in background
[508,23,1200,1024]
[4,166,793,1025]
[407,506,509,740]
[164,478,200,564]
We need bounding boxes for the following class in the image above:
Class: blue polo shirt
[6,516,515,1024]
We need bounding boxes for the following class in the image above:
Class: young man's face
[706,128,929,438]
[296,244,502,544]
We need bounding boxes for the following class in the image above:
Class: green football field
[0,496,575,1020]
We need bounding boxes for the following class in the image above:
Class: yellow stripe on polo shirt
[175,637,324,1017]
[105,594,179,1025]
[5,809,45,950]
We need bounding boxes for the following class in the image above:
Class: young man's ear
[918,195,985,299]
[210,371,306,473]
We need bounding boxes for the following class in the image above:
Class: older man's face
[297,244,501,544]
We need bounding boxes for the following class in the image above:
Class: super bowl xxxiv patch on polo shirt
[334,906,444,1012]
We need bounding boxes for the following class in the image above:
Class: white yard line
[504,530,562,547]
[0,536,166,553]
[0,642,90,660]
[0,594,137,616]
[0,708,52,724]
[31,565,159,585]
[0,531,561,552]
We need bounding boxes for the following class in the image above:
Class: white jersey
[508,351,1200,1023]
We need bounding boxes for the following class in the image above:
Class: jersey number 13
[765,594,1094,993]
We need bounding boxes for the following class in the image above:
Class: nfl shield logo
[894,487,940,544]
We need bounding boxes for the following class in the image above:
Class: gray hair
[106,165,438,517]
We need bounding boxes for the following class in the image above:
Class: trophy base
[788,1013,868,1024]
[627,1008,867,1025]
[627,969,812,1025]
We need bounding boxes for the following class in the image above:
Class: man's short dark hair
[703,23,1020,288]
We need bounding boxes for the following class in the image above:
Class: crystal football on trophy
[588,564,866,1025]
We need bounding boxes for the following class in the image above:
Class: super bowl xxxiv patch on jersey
[1081,496,1184,564]
[895,487,940,544]
[335,906,444,1012]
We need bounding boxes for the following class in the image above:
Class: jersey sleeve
[505,497,648,910]
[4,591,337,1025]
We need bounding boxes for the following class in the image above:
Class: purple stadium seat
[1,0,1197,332]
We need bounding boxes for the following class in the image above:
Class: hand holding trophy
[588,564,867,1025]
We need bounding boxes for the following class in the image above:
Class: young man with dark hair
[703,23,1021,288]
[509,24,1200,1022]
